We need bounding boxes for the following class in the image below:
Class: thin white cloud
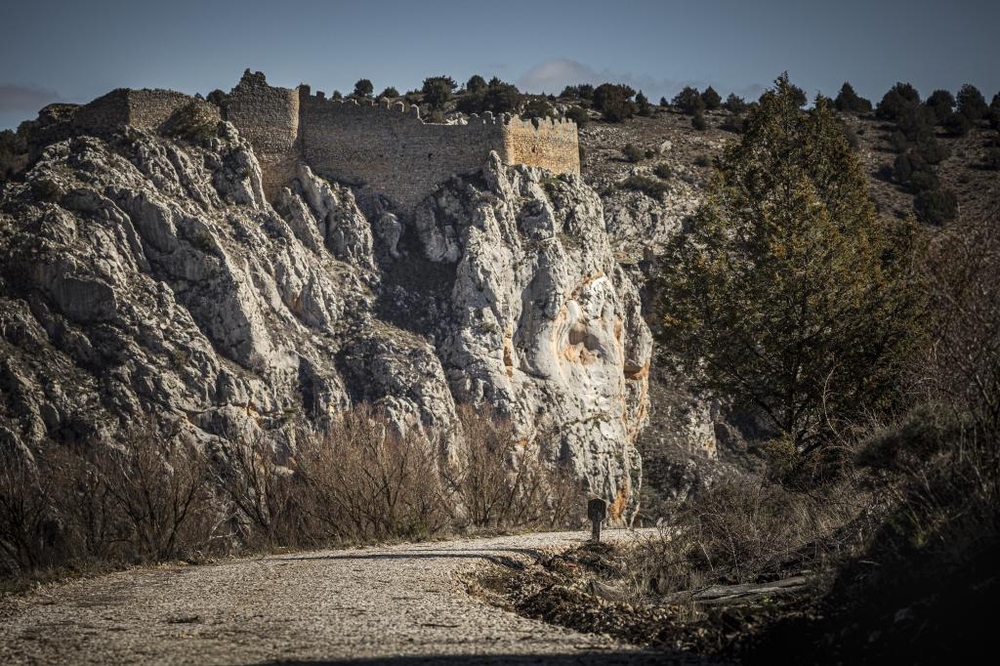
[0,84,62,112]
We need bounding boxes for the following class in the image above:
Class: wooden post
[587,498,607,542]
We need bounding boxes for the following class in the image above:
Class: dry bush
[93,425,217,562]
[634,473,868,594]
[864,204,1000,567]
[213,429,301,549]
[2,425,221,578]
[295,405,450,542]
[921,208,1000,443]
[0,447,61,576]
[449,405,584,530]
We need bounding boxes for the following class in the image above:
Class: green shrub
[564,106,589,127]
[917,136,951,165]
[620,174,670,198]
[378,87,399,99]
[164,101,220,145]
[652,163,672,179]
[521,98,553,120]
[694,154,712,168]
[915,187,958,225]
[691,112,708,131]
[942,111,972,136]
[894,151,938,192]
[622,143,644,163]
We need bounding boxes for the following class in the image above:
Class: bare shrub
[922,209,1000,442]
[0,447,60,576]
[94,425,215,562]
[44,445,126,564]
[634,473,868,594]
[295,405,450,541]
[450,406,584,530]
[213,429,300,549]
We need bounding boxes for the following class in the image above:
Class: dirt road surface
[0,529,712,665]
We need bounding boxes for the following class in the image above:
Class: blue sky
[1,0,998,130]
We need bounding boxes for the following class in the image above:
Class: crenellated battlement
[69,70,581,211]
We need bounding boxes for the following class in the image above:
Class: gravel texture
[0,529,689,665]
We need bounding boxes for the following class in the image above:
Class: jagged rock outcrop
[0,118,651,519]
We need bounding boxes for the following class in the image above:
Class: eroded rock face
[413,154,652,518]
[0,123,651,520]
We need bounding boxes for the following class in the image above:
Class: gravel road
[0,529,707,665]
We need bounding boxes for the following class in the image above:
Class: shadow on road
[276,547,552,570]
[264,652,702,665]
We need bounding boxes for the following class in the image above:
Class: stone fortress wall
[225,72,301,200]
[74,89,193,135]
[297,87,509,210]
[70,71,581,211]
[229,71,581,209]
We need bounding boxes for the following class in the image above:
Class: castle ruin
[68,71,581,212]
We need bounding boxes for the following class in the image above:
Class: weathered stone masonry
[66,71,580,211]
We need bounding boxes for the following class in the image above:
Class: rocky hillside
[0,115,651,519]
[3,91,994,525]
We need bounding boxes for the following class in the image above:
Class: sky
[1,0,998,131]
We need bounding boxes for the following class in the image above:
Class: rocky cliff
[0,117,650,519]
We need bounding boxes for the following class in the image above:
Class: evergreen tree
[466,75,487,93]
[701,86,722,110]
[353,79,374,98]
[723,93,748,114]
[925,89,955,123]
[834,82,873,113]
[635,90,653,117]
[654,74,922,450]
[421,76,457,110]
[956,83,989,121]
[593,83,636,122]
[672,86,704,115]
[877,82,921,121]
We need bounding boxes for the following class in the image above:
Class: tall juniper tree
[654,74,923,451]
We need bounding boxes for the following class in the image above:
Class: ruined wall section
[73,89,191,135]
[124,90,194,131]
[298,90,507,211]
[225,71,300,200]
[502,116,580,177]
